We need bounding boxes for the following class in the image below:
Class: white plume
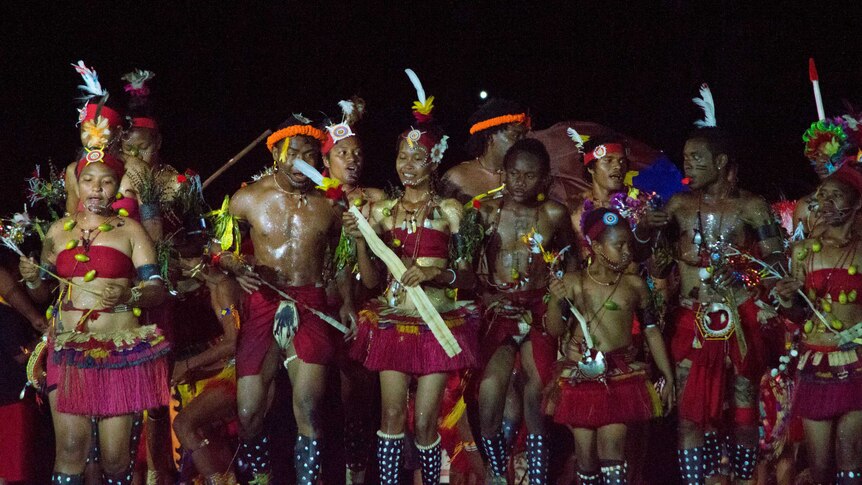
[338,99,355,118]
[404,68,426,105]
[692,83,717,128]
[292,159,324,186]
[71,60,107,100]
[566,127,585,151]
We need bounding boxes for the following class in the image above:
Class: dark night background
[2,2,862,213]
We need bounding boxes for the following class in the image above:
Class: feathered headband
[469,113,531,135]
[692,83,717,128]
[72,60,122,128]
[402,69,448,164]
[122,68,155,97]
[266,114,327,151]
[322,96,366,155]
[803,119,848,164]
[75,149,125,179]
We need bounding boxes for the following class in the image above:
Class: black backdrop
[2,2,862,215]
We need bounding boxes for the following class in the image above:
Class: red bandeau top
[56,245,136,280]
[805,268,862,301]
[390,227,449,260]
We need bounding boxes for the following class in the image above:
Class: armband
[755,223,781,241]
[137,264,163,281]
[39,264,56,281]
[140,203,161,221]
[636,305,659,329]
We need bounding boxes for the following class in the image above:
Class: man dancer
[441,98,530,204]
[475,139,572,484]
[651,127,784,484]
[215,115,355,485]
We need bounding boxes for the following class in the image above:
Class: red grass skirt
[670,297,767,427]
[549,349,660,428]
[480,289,557,384]
[52,325,170,417]
[349,299,479,375]
[237,286,339,376]
[793,343,862,420]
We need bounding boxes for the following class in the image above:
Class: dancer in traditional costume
[649,86,785,484]
[474,138,572,484]
[775,164,862,484]
[321,97,385,484]
[344,69,479,485]
[545,207,674,485]
[64,61,131,219]
[441,98,530,205]
[20,151,168,485]
[213,114,353,485]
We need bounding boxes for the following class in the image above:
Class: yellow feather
[441,396,466,430]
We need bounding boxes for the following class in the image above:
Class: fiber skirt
[793,343,862,420]
[350,299,480,375]
[52,324,171,417]
[551,366,659,429]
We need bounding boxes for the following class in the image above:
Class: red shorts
[237,285,340,377]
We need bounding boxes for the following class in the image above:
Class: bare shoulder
[542,199,570,223]
[439,197,464,219]
[362,187,386,203]
[665,191,694,213]
[442,160,477,183]
[370,198,397,223]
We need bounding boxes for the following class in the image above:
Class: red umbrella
[529,121,662,205]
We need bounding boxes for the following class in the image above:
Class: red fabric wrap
[83,103,123,128]
[805,268,862,301]
[552,348,656,428]
[237,285,338,376]
[349,299,479,375]
[75,152,125,179]
[131,117,158,131]
[51,326,171,417]
[56,245,136,279]
[793,343,862,420]
[0,400,39,482]
[391,227,449,259]
[670,297,767,427]
[480,288,557,384]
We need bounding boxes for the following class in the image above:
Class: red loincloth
[237,285,339,377]
[670,297,767,427]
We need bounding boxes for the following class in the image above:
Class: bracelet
[25,279,42,289]
[127,286,142,305]
[445,268,457,285]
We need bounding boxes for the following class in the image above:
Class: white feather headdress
[71,60,107,102]
[566,127,588,153]
[692,83,717,128]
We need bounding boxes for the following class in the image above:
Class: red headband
[83,103,123,128]
[131,117,158,131]
[583,143,625,166]
[75,150,125,179]
[830,164,862,197]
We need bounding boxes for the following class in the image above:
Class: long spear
[809,58,826,121]
[201,129,272,190]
